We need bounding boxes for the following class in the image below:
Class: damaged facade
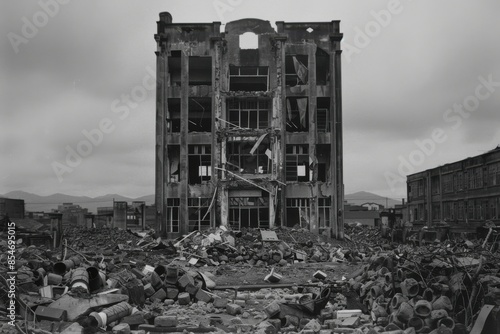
[154,13,344,238]
[407,145,500,230]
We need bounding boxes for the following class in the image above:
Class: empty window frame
[229,66,268,91]
[316,144,330,182]
[316,98,330,133]
[431,203,441,221]
[229,196,269,229]
[166,198,180,233]
[227,140,270,174]
[167,99,181,133]
[189,98,211,132]
[227,98,270,129]
[431,175,440,195]
[167,145,180,182]
[316,48,330,85]
[286,97,308,132]
[168,51,181,86]
[286,145,309,182]
[189,57,212,86]
[285,198,310,228]
[188,145,211,184]
[318,197,331,229]
[188,197,211,232]
[285,55,308,86]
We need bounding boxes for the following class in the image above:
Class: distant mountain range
[1,191,154,214]
[1,190,401,214]
[344,191,402,208]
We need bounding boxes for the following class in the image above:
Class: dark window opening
[168,51,181,87]
[227,140,270,174]
[189,98,211,132]
[317,144,330,182]
[229,196,269,229]
[318,197,331,229]
[189,56,212,86]
[285,55,308,86]
[316,48,330,85]
[286,97,308,132]
[167,145,180,183]
[229,66,268,91]
[188,145,211,185]
[317,97,330,133]
[167,98,180,133]
[286,145,309,182]
[227,98,270,129]
[188,197,211,232]
[286,198,310,228]
[166,198,180,233]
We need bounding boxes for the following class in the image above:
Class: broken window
[317,98,330,133]
[239,32,258,49]
[189,56,212,86]
[227,139,270,174]
[167,145,180,182]
[286,98,308,132]
[316,144,330,182]
[168,50,181,87]
[227,98,270,129]
[229,196,269,229]
[286,145,309,182]
[188,197,211,232]
[285,55,308,86]
[431,203,441,220]
[188,145,211,184]
[189,98,211,132]
[229,66,268,91]
[167,98,180,133]
[166,198,180,233]
[286,198,310,228]
[318,197,331,229]
[316,48,330,85]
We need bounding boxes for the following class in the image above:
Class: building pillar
[179,50,189,235]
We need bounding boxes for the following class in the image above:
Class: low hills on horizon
[1,190,402,214]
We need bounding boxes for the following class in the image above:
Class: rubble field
[1,223,500,334]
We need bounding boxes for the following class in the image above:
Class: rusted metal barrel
[70,267,89,291]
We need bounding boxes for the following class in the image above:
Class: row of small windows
[166,97,331,133]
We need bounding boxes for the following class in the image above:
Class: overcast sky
[1,0,499,200]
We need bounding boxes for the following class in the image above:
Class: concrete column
[212,37,222,227]
[308,44,318,234]
[179,51,189,235]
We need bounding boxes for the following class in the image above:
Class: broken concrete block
[226,303,243,315]
[256,320,277,334]
[195,289,212,303]
[154,315,178,327]
[177,273,194,289]
[164,299,175,306]
[264,301,281,317]
[314,270,327,280]
[213,297,228,308]
[336,309,363,318]
[143,283,155,298]
[185,282,200,296]
[35,306,67,322]
[121,313,145,326]
[177,292,191,305]
[264,268,282,283]
[267,318,281,331]
[112,323,130,334]
[324,319,337,329]
[150,288,167,302]
[341,317,360,328]
[166,287,179,300]
[60,322,84,334]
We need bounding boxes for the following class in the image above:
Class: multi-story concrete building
[407,146,500,231]
[55,203,88,227]
[0,198,25,219]
[154,13,344,238]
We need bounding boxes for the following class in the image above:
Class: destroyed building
[154,13,344,238]
[407,145,500,231]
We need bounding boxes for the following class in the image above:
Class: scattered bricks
[234,299,247,307]
[164,299,175,306]
[264,301,281,317]
[154,315,178,327]
[226,303,243,316]
[121,313,146,326]
[150,288,167,302]
[267,319,281,331]
[314,270,328,280]
[195,289,213,303]
[143,283,155,298]
[112,323,130,334]
[341,317,360,328]
[177,273,194,289]
[178,292,191,305]
[185,283,200,296]
[213,297,228,308]
[34,306,67,322]
[166,288,179,300]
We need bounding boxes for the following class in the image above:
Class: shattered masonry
[154,13,345,238]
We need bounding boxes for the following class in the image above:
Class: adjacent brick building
[154,13,344,238]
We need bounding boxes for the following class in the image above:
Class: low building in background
[0,197,25,219]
